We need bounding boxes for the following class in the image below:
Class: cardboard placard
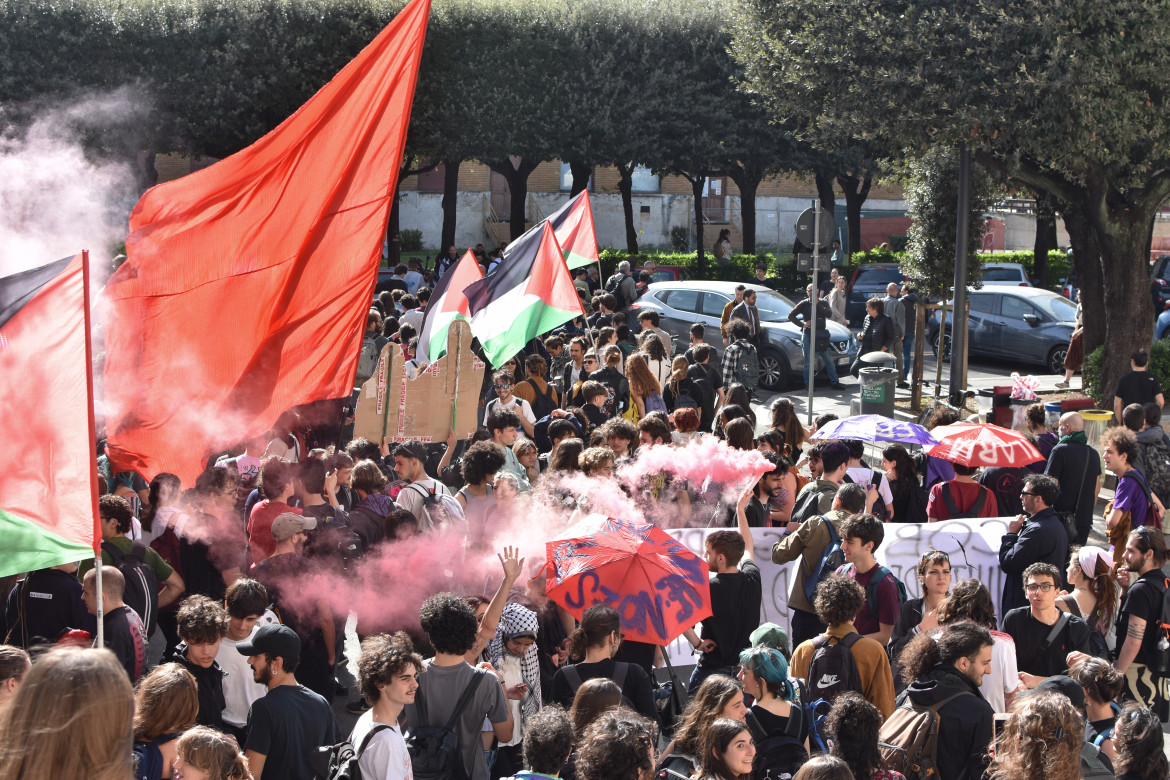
[354,319,485,443]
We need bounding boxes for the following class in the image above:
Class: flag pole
[81,249,104,646]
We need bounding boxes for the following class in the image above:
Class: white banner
[663,517,1013,666]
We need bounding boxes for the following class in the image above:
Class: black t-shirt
[103,605,147,682]
[745,496,769,528]
[245,684,337,780]
[1002,607,1090,677]
[1116,569,1166,666]
[700,559,763,669]
[549,657,659,723]
[251,554,323,644]
[4,568,96,647]
[1115,371,1163,408]
[613,639,657,677]
[978,466,1028,518]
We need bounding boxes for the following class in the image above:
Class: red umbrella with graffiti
[545,514,712,645]
[923,422,1045,467]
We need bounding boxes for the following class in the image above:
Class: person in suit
[730,289,762,346]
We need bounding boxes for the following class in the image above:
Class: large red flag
[0,253,100,577]
[102,0,431,484]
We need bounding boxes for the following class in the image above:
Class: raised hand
[499,546,524,582]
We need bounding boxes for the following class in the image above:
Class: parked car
[926,287,1077,374]
[635,264,690,283]
[1150,255,1170,312]
[1154,306,1170,341]
[846,263,906,326]
[981,262,1032,287]
[629,281,858,391]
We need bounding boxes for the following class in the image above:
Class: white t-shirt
[216,618,277,727]
[982,631,1020,713]
[403,271,424,294]
[483,396,536,428]
[846,466,894,508]
[351,711,414,780]
[498,655,524,747]
[395,479,456,524]
[400,308,425,333]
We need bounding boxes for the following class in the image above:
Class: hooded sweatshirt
[168,642,227,731]
[898,664,993,780]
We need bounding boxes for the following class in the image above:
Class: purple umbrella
[809,414,938,446]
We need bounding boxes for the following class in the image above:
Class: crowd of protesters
[3,261,1170,780]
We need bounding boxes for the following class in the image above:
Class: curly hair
[176,594,230,646]
[98,494,134,534]
[522,705,575,775]
[699,718,753,780]
[626,353,661,399]
[419,592,479,656]
[346,437,383,463]
[175,726,251,780]
[356,631,422,704]
[351,458,388,495]
[672,674,743,755]
[824,691,883,780]
[986,692,1084,780]
[599,417,637,445]
[461,441,507,485]
[813,574,865,628]
[133,663,199,741]
[937,578,997,629]
[486,408,523,435]
[671,406,700,434]
[1112,702,1169,780]
[570,677,622,738]
[895,620,991,685]
[575,709,657,780]
[578,446,615,475]
[258,456,293,500]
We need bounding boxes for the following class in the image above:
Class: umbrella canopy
[923,422,1044,467]
[545,514,712,645]
[810,414,939,446]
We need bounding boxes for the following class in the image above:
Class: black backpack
[843,469,889,521]
[605,273,631,308]
[938,482,988,519]
[405,669,487,780]
[744,705,809,780]
[102,540,159,636]
[312,724,391,780]
[523,378,558,420]
[803,517,846,605]
[805,633,864,751]
[1139,438,1170,505]
[560,662,637,711]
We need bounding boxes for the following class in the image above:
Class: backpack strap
[1039,612,1071,655]
[443,669,487,732]
[864,565,894,618]
[562,664,584,694]
[970,487,987,516]
[355,724,393,756]
[940,483,960,516]
[837,631,862,650]
[919,690,973,713]
[744,709,768,745]
[101,539,124,565]
[130,541,149,562]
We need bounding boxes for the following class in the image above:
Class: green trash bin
[859,367,898,417]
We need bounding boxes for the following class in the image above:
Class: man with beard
[1112,527,1170,720]
[240,623,337,780]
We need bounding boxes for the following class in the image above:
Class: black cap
[236,623,301,665]
[1026,675,1085,710]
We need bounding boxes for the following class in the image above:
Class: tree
[730,0,1170,393]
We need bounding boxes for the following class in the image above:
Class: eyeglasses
[1024,582,1055,593]
[1020,491,1038,496]
[494,383,513,390]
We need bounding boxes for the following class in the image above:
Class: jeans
[688,663,740,696]
[890,335,904,378]
[802,332,840,386]
[902,335,915,379]
[790,609,828,648]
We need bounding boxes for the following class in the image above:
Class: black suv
[846,263,906,326]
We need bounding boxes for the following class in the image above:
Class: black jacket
[169,643,227,731]
[859,313,895,353]
[998,506,1069,617]
[899,665,993,780]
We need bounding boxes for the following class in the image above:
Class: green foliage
[670,226,689,252]
[399,228,423,252]
[888,235,909,253]
[902,146,996,300]
[1149,340,1170,405]
[1082,345,1106,406]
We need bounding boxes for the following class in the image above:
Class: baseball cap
[270,512,316,542]
[749,622,791,657]
[1025,674,1085,710]
[236,623,301,664]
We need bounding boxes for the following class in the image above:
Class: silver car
[630,281,859,391]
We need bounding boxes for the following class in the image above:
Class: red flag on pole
[0,253,101,578]
[102,0,431,484]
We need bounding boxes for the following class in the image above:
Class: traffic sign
[796,253,831,273]
[795,208,836,251]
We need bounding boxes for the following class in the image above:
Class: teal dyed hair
[739,646,796,701]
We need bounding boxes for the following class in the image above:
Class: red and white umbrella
[923,422,1045,468]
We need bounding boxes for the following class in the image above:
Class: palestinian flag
[415,249,483,365]
[0,253,100,578]
[465,222,585,367]
[547,189,599,269]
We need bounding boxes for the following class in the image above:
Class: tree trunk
[838,170,873,257]
[1063,213,1105,354]
[386,185,401,267]
[814,169,836,214]
[727,166,762,256]
[1032,194,1058,286]
[440,159,460,255]
[692,176,707,279]
[616,162,638,254]
[569,161,593,197]
[489,158,540,240]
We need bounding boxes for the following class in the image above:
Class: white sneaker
[1055,381,1069,389]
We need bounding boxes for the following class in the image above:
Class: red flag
[547,189,599,269]
[102,0,431,484]
[0,253,101,577]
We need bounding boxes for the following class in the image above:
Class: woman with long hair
[626,353,663,420]
[936,579,1018,713]
[738,646,808,774]
[724,417,755,451]
[659,675,747,776]
[724,385,756,427]
[986,691,1084,780]
[1068,655,1126,765]
[548,439,585,474]
[563,678,623,780]
[823,692,904,779]
[549,606,658,723]
[768,398,806,460]
[881,444,926,523]
[695,718,756,780]
[1111,702,1169,780]
[1057,545,1118,651]
[141,472,184,541]
[888,550,951,690]
[134,662,201,780]
[637,331,671,386]
[173,726,253,780]
[0,648,135,780]
[792,756,852,780]
[663,356,702,413]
